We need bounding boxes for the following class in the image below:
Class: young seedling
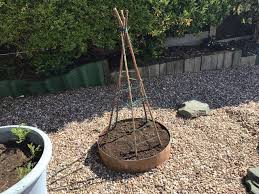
[16,143,41,178]
[16,162,35,179]
[27,143,41,159]
[11,125,31,144]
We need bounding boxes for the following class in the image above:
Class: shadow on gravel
[0,65,259,133]
[84,143,140,181]
[0,86,113,133]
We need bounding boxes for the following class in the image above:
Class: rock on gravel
[0,65,259,193]
[177,100,210,118]
[245,167,259,194]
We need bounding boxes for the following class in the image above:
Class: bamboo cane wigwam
[97,8,171,173]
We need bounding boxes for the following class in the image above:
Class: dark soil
[228,39,259,56]
[0,142,41,192]
[163,38,259,62]
[99,118,170,160]
[166,45,224,60]
[161,40,233,62]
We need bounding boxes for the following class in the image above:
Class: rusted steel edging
[97,119,171,173]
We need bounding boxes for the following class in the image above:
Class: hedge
[0,0,255,78]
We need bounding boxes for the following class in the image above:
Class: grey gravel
[0,65,259,193]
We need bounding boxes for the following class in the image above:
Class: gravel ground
[1,65,259,193]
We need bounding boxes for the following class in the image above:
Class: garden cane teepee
[97,8,171,173]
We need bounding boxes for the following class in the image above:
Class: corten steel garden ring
[97,120,171,173]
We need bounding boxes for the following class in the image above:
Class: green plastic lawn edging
[0,60,110,97]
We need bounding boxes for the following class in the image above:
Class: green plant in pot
[12,126,42,177]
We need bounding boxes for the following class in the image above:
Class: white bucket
[0,125,52,194]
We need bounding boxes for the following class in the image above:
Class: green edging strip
[0,60,110,97]
[0,80,12,97]
[45,76,66,93]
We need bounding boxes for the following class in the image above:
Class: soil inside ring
[98,118,170,160]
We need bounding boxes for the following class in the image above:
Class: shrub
[149,0,232,36]
[0,1,159,76]
[231,0,259,21]
[0,0,243,78]
[231,0,259,42]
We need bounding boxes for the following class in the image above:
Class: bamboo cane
[113,8,162,146]
[112,8,162,156]
[121,9,162,146]
[125,9,148,122]
[115,9,138,157]
[108,49,124,130]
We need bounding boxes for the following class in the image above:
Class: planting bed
[0,134,43,193]
[0,65,259,193]
[111,40,259,83]
[99,119,169,160]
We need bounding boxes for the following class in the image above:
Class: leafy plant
[0,0,252,77]
[11,126,31,144]
[16,162,35,179]
[0,0,159,76]
[148,0,232,37]
[27,143,41,158]
[10,125,42,179]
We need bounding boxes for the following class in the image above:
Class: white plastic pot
[0,125,52,194]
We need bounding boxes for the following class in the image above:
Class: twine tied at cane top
[119,27,129,33]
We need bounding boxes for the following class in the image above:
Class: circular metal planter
[97,119,171,173]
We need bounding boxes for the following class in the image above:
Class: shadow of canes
[84,143,140,181]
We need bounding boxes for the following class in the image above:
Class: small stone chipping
[1,65,259,193]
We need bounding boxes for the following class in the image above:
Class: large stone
[245,180,259,194]
[245,167,259,194]
[177,100,210,118]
